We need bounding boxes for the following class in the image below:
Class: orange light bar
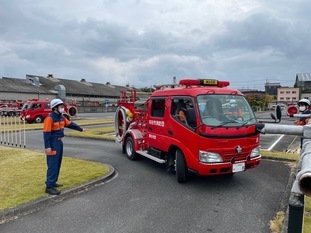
[179,79,230,87]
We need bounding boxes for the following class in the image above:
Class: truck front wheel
[125,136,138,160]
[175,149,187,183]
[35,116,43,123]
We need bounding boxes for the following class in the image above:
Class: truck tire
[35,116,43,123]
[176,149,187,183]
[125,136,138,160]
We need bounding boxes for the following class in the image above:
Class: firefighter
[228,99,243,118]
[295,98,311,125]
[43,98,87,195]
[291,98,311,148]
[176,99,187,122]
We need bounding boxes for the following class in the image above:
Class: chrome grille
[222,152,249,162]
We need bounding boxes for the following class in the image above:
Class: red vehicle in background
[0,101,25,116]
[20,99,77,123]
[115,78,261,183]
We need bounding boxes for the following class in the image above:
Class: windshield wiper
[211,121,236,129]
[237,118,257,128]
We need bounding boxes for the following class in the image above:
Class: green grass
[304,196,311,232]
[66,126,115,140]
[0,146,109,211]
[261,150,300,161]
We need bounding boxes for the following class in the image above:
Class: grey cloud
[210,11,311,58]
[1,0,311,89]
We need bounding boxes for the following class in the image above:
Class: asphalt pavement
[0,110,298,232]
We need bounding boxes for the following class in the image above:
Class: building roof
[0,75,129,97]
[37,75,122,97]
[296,73,311,82]
[0,77,44,93]
[264,82,281,87]
[0,74,151,100]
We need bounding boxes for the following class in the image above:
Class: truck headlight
[199,150,223,163]
[26,115,30,119]
[250,146,260,158]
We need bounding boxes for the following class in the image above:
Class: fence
[256,122,311,233]
[0,115,26,148]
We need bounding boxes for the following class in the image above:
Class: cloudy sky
[1,0,310,90]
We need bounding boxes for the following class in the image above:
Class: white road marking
[267,134,285,151]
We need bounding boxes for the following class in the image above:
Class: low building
[265,82,281,96]
[277,87,299,104]
[295,73,311,100]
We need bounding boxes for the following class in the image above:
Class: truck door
[168,97,199,168]
[147,98,169,150]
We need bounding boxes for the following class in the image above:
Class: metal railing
[0,115,26,148]
[256,122,311,233]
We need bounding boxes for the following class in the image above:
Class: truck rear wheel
[8,111,15,116]
[176,149,187,183]
[125,136,138,160]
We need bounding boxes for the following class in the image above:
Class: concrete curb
[0,164,116,224]
[263,156,297,232]
[280,166,297,233]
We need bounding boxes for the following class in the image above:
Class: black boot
[45,187,61,195]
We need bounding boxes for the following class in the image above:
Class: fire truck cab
[115,79,261,183]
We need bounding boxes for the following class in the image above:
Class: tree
[139,87,155,93]
[246,94,273,111]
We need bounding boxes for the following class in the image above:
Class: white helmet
[298,98,310,106]
[50,99,64,109]
[230,99,236,107]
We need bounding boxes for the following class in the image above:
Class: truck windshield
[21,102,32,111]
[197,94,256,127]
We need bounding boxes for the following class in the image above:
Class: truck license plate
[232,163,245,173]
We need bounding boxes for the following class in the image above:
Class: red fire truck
[115,79,261,183]
[20,99,77,123]
[0,101,25,116]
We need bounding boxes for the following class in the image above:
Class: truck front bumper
[197,155,261,176]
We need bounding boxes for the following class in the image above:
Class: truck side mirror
[276,105,282,120]
[270,105,282,123]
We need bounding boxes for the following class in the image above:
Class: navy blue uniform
[43,112,83,188]
[296,109,311,148]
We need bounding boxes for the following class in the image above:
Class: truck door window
[171,98,196,128]
[32,103,41,109]
[174,99,187,122]
[151,99,165,118]
[21,103,30,110]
